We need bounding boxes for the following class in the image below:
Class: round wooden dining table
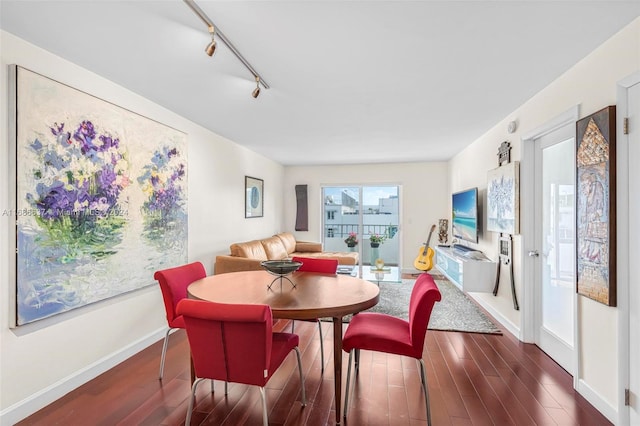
[187,269,380,425]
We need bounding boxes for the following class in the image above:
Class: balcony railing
[324,224,397,239]
[323,224,399,266]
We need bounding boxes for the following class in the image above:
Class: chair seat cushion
[342,312,419,359]
[168,315,185,329]
[268,332,300,380]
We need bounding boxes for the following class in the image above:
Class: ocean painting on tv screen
[452,189,477,243]
[12,66,188,326]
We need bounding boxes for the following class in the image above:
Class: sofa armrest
[214,255,263,275]
[295,241,322,253]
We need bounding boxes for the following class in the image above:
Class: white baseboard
[576,379,618,424]
[0,327,167,426]
[467,293,520,339]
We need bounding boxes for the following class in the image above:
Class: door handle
[528,250,540,257]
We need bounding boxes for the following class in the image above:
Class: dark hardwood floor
[18,317,610,426]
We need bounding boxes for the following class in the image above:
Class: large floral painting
[11,66,188,326]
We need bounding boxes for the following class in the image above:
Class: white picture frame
[487,161,520,235]
[245,176,264,218]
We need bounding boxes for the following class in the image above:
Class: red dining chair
[177,299,306,426]
[292,256,339,274]
[290,256,339,373]
[342,273,441,425]
[153,261,206,380]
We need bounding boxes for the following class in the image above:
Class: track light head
[205,39,216,56]
[252,76,261,98]
[186,1,270,92]
[205,25,216,57]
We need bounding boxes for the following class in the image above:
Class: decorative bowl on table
[261,260,303,289]
[261,260,303,275]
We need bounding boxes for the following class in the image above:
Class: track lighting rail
[184,0,270,90]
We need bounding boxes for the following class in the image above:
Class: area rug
[363,276,502,334]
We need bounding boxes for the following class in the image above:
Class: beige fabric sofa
[214,232,359,274]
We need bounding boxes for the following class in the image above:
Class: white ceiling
[2,1,639,166]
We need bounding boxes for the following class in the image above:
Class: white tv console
[434,246,496,292]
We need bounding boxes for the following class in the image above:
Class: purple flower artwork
[25,120,130,258]
[12,67,188,326]
[137,147,187,247]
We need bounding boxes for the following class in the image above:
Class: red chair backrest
[408,273,442,355]
[176,299,273,387]
[154,262,206,327]
[291,257,339,274]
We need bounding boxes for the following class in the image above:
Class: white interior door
[628,81,640,426]
[533,123,576,374]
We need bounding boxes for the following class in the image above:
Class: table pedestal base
[333,317,343,424]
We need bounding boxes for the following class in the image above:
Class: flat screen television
[452,187,479,244]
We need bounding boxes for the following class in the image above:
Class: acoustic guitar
[413,224,436,271]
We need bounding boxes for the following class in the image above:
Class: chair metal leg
[343,350,354,420]
[159,327,172,380]
[294,346,307,406]
[209,379,229,395]
[355,348,360,374]
[186,377,204,426]
[418,358,432,426]
[291,320,295,332]
[316,320,325,374]
[259,387,268,426]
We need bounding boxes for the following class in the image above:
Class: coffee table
[360,266,402,284]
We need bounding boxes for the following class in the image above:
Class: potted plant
[369,233,386,248]
[344,232,358,248]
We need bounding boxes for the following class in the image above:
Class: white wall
[284,162,449,272]
[449,17,640,421]
[0,31,285,424]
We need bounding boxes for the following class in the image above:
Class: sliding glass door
[322,185,399,266]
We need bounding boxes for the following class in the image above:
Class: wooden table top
[188,270,380,319]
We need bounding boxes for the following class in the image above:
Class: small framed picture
[245,176,264,218]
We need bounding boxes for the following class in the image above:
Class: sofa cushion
[275,232,297,254]
[291,251,359,265]
[294,241,322,253]
[261,236,289,260]
[230,240,268,260]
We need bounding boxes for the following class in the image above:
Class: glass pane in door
[542,139,575,345]
[362,186,399,267]
[323,187,360,253]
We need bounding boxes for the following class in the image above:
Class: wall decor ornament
[10,66,188,326]
[438,218,448,244]
[295,184,308,231]
[488,141,519,310]
[486,161,520,235]
[576,106,616,306]
[245,176,264,218]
